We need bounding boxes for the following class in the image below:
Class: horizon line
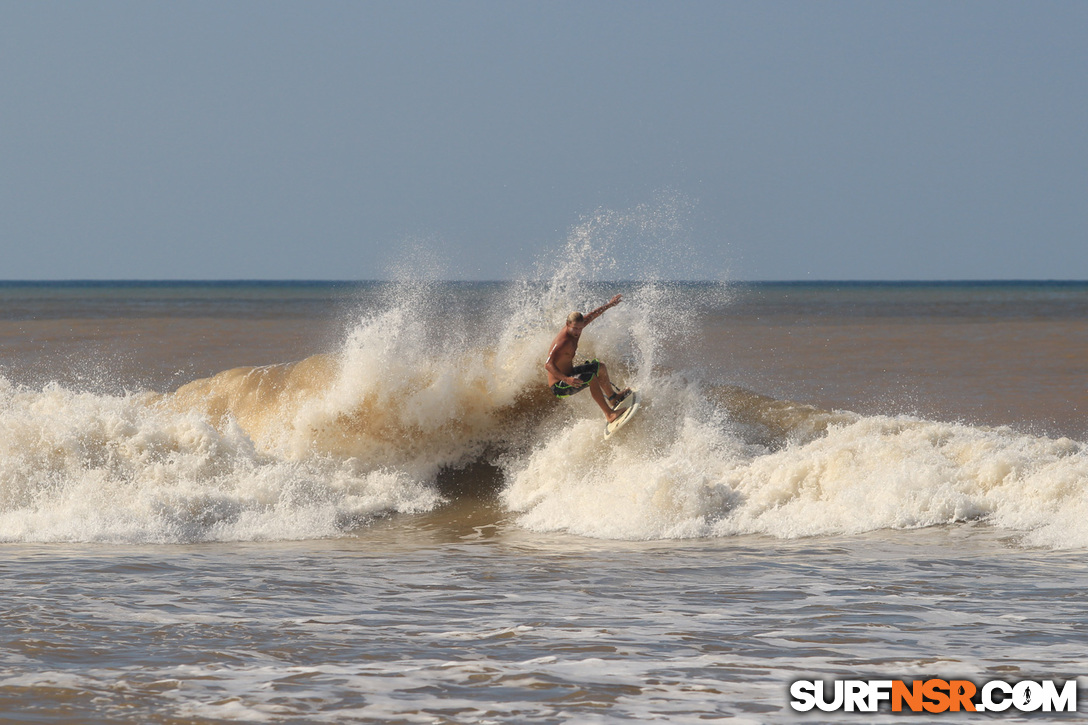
[1,278,1086,286]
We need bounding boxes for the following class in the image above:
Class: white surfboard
[604,389,640,440]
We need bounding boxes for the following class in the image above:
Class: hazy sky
[2,1,1086,280]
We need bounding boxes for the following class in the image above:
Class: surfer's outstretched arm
[583,294,622,325]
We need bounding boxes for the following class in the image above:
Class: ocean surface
[1,270,1086,721]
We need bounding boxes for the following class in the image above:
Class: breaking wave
[1,206,1085,547]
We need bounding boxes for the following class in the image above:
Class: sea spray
[148,212,704,541]
[3,203,1086,548]
[502,373,751,539]
[5,277,1087,547]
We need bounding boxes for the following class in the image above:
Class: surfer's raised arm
[582,294,622,325]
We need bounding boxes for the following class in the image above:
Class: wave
[0,377,440,543]
[503,378,1087,548]
[2,210,1085,547]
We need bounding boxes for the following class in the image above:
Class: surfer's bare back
[545,294,631,424]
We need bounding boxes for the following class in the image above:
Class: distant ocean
[1,270,1086,721]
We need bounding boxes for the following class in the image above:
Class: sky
[1,1,1086,281]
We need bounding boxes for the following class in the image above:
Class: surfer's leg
[596,363,630,406]
[596,361,612,393]
[589,377,621,423]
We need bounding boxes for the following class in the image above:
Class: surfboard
[604,389,639,440]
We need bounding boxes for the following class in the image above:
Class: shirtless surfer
[545,294,631,423]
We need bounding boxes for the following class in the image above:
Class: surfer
[545,294,631,424]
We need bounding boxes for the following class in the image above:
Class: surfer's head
[566,311,584,327]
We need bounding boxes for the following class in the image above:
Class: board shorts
[551,360,600,398]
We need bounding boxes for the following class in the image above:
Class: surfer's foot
[608,388,632,406]
[606,410,623,424]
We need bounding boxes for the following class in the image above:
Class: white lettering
[1013,680,1043,711]
[1041,680,1077,712]
[868,680,893,711]
[982,681,1012,712]
[815,680,844,712]
[790,680,816,712]
[844,680,869,712]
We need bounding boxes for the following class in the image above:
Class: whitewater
[1,254,1085,551]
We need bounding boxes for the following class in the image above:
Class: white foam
[4,204,1085,549]
[504,379,1088,547]
[0,377,440,543]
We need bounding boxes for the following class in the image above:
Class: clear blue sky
[2,1,1086,280]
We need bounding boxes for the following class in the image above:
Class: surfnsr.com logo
[789,679,1078,713]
